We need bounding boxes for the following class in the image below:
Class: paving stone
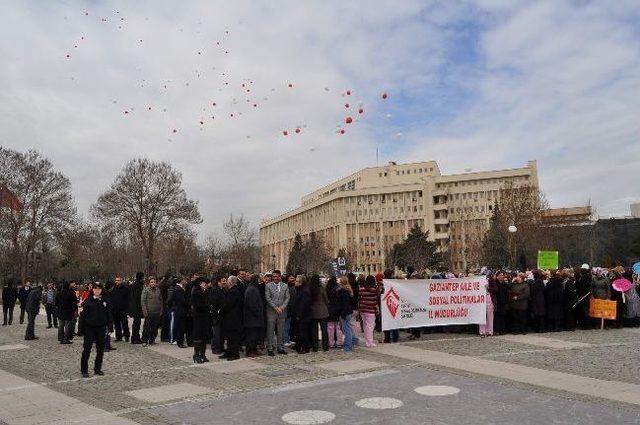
[125,382,214,403]
[0,344,28,352]
[496,334,593,349]
[258,368,307,377]
[201,358,266,374]
[315,359,387,373]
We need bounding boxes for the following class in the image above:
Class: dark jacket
[496,280,510,315]
[310,284,330,319]
[220,284,243,331]
[128,279,144,318]
[576,270,592,297]
[286,285,297,318]
[168,285,189,317]
[18,286,31,306]
[544,277,564,320]
[326,281,341,322]
[110,284,129,313]
[487,278,499,310]
[2,286,17,307]
[190,285,209,320]
[336,287,353,319]
[529,278,546,316]
[25,287,42,314]
[80,296,113,331]
[243,282,265,328]
[563,278,577,309]
[208,285,225,325]
[293,284,311,322]
[58,286,78,321]
[508,281,530,311]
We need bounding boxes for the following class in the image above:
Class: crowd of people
[1,263,639,378]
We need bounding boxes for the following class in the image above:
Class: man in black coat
[244,275,265,357]
[293,276,312,354]
[24,285,42,340]
[208,276,226,354]
[2,280,17,326]
[529,271,546,333]
[220,276,243,361]
[159,273,172,342]
[575,265,592,329]
[110,276,130,342]
[17,281,32,324]
[190,278,211,363]
[128,272,145,344]
[58,281,78,344]
[168,279,189,348]
[79,282,113,377]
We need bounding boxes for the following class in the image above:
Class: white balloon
[508,225,517,233]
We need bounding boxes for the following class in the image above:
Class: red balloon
[66,54,70,58]
[148,107,152,110]
[124,111,128,114]
[295,128,301,134]
[339,129,345,134]
[173,129,177,133]
[199,120,204,125]
[283,130,288,136]
[382,93,388,99]
[288,83,293,88]
[253,104,257,107]
[358,108,364,114]
[212,102,216,106]
[346,90,351,95]
[345,117,353,124]
[345,103,349,108]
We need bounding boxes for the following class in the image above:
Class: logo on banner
[383,287,400,318]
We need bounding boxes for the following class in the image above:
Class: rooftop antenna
[376,145,379,166]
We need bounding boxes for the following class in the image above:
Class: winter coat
[624,282,640,319]
[349,279,360,310]
[25,287,42,314]
[207,285,225,325]
[544,277,564,321]
[58,287,78,321]
[43,289,57,306]
[487,279,499,311]
[496,281,510,315]
[576,271,592,297]
[562,279,578,309]
[529,278,546,316]
[358,285,379,315]
[141,286,163,317]
[110,285,129,313]
[2,286,17,307]
[18,286,31,306]
[336,287,353,319]
[190,285,209,320]
[326,282,341,322]
[508,281,530,311]
[128,280,144,318]
[220,284,243,332]
[80,296,113,331]
[168,285,189,318]
[286,285,297,318]
[310,285,329,320]
[591,276,611,300]
[243,282,265,328]
[293,284,311,322]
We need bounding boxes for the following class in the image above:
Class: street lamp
[508,225,517,270]
[271,254,276,271]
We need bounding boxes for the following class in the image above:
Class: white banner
[381,277,487,331]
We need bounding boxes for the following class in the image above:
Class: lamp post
[271,254,276,271]
[508,225,517,270]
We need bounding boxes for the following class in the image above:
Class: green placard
[537,250,559,270]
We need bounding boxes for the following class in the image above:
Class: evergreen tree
[482,204,509,268]
[286,233,305,275]
[386,224,441,273]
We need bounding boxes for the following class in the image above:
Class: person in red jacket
[358,275,379,347]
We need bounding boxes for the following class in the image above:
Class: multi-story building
[631,203,640,218]
[260,160,538,273]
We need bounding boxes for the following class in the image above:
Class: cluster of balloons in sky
[64,9,394,141]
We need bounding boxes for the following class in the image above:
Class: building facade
[260,160,539,273]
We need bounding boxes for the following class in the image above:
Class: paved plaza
[1,312,640,424]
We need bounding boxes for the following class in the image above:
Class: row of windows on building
[346,204,424,217]
[378,166,434,177]
[435,175,530,190]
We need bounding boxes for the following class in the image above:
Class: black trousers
[296,319,311,351]
[142,313,161,343]
[510,309,527,334]
[45,304,58,327]
[81,325,106,373]
[172,313,185,345]
[161,311,171,341]
[192,315,209,347]
[131,316,142,342]
[19,306,26,324]
[25,312,37,339]
[113,311,130,340]
[224,327,241,356]
[58,319,73,342]
[532,315,545,332]
[185,316,194,345]
[245,326,261,353]
[494,312,507,335]
[311,318,329,351]
[3,305,14,325]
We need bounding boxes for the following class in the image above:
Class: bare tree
[221,213,260,270]
[0,147,77,281]
[90,158,202,275]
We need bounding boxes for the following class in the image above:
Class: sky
[1,0,639,238]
